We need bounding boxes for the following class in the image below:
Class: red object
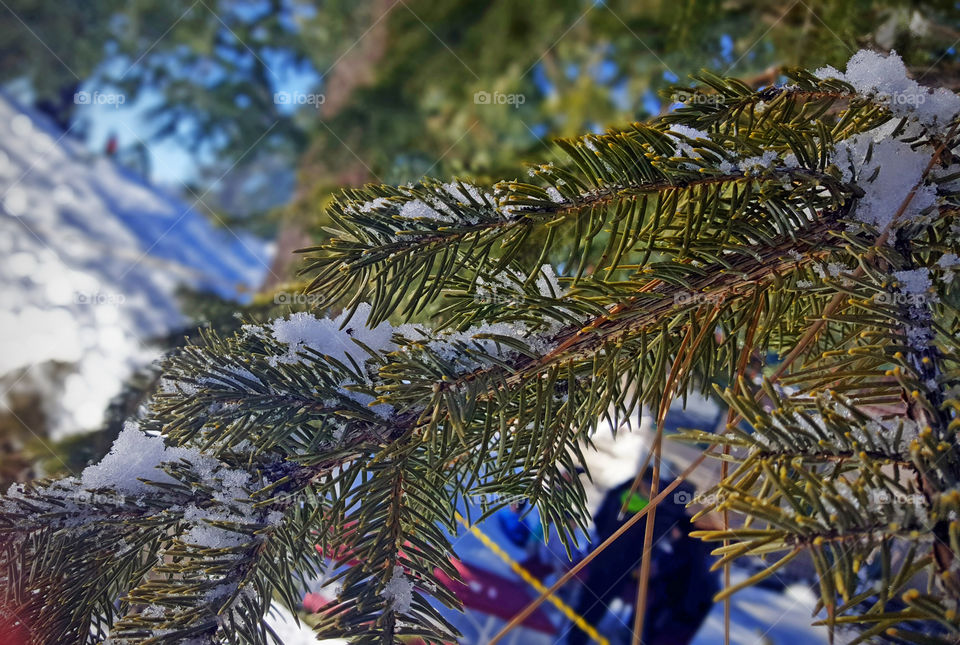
[302,592,328,613]
[105,135,118,156]
[0,605,31,645]
[433,559,555,633]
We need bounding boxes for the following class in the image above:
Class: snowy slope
[0,94,271,436]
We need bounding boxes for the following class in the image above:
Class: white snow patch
[399,198,450,222]
[738,150,779,173]
[79,421,199,494]
[667,124,710,159]
[266,303,398,368]
[382,565,414,613]
[830,133,935,231]
[815,49,960,130]
[894,267,931,294]
[0,95,269,437]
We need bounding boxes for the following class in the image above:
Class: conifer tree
[3,49,960,644]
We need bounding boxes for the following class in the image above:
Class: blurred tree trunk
[262,0,399,290]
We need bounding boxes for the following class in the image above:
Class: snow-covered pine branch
[3,49,960,644]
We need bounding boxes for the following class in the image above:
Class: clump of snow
[80,421,200,494]
[545,186,563,202]
[938,253,959,284]
[423,320,553,368]
[266,303,398,368]
[830,133,936,231]
[815,50,960,130]
[535,264,563,297]
[893,268,931,295]
[261,303,410,417]
[738,150,779,173]
[399,198,450,222]
[667,124,709,159]
[890,267,936,353]
[443,181,489,205]
[382,565,414,613]
[348,197,393,215]
[181,504,250,548]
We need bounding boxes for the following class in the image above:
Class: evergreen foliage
[4,50,960,644]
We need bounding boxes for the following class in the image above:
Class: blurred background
[2,1,960,643]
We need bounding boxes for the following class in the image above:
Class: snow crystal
[382,565,414,613]
[815,50,960,130]
[262,303,406,417]
[352,197,393,214]
[425,320,550,366]
[181,504,248,548]
[545,186,563,202]
[937,253,960,267]
[938,253,959,284]
[444,182,489,205]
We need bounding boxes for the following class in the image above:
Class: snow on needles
[80,421,200,494]
[815,49,960,130]
[667,124,709,159]
[382,565,414,614]
[831,131,937,231]
[267,303,399,368]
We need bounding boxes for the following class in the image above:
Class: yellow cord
[454,512,609,645]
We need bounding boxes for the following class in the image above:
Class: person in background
[566,476,718,645]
